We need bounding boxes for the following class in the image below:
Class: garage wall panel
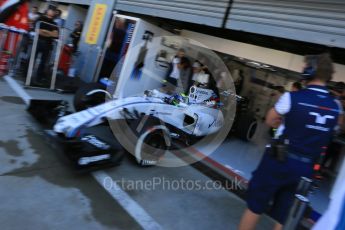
[52,0,92,5]
[181,30,345,82]
[116,0,229,27]
[227,0,345,48]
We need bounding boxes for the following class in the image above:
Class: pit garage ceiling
[115,0,345,49]
[227,0,345,48]
[116,0,229,27]
[53,0,92,5]
[53,0,345,48]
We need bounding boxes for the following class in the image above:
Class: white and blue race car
[28,84,232,169]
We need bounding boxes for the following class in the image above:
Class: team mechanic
[238,53,344,230]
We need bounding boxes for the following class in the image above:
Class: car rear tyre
[235,115,258,141]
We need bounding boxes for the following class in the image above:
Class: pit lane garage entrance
[78,15,345,227]
[86,13,345,226]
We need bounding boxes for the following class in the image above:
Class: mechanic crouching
[238,53,343,230]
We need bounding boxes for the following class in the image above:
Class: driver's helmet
[169,93,185,105]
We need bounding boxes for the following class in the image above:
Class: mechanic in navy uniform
[238,53,343,230]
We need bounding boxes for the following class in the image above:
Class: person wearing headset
[238,53,343,230]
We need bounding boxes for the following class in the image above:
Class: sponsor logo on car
[81,135,110,150]
[78,154,111,165]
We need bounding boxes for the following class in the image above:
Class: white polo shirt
[169,57,180,79]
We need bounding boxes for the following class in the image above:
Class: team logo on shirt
[309,112,335,125]
[306,112,335,132]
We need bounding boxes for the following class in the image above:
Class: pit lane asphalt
[0,77,275,230]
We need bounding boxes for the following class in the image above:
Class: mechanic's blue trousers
[246,148,314,224]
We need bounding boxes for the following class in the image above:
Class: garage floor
[208,119,331,214]
[0,77,275,229]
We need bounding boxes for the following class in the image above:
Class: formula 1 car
[28,83,229,169]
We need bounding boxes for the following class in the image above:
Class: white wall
[62,4,87,42]
[116,19,174,98]
[29,0,68,19]
[181,30,345,82]
[59,5,69,19]
[29,0,46,13]
[52,0,92,5]
[64,5,87,30]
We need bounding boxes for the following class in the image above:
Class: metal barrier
[0,24,27,76]
[0,24,9,53]
[284,194,310,230]
[296,177,313,196]
[25,21,64,90]
[284,177,314,230]
[2,21,100,91]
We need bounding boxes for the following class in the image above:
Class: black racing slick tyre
[235,115,258,141]
[73,83,112,112]
[125,115,172,166]
[135,125,171,166]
